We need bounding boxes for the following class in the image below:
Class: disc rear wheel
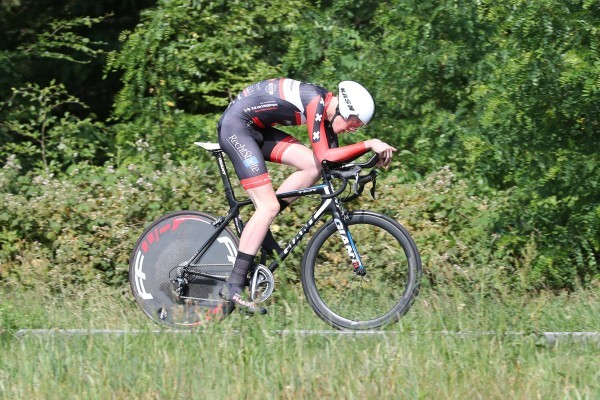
[129,211,238,328]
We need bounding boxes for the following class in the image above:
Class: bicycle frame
[183,146,363,281]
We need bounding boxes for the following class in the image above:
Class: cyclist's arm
[306,95,370,163]
[363,138,396,167]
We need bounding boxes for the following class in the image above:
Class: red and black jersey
[225,78,368,163]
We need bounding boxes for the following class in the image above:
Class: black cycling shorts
[217,115,300,190]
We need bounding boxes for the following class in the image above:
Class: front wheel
[301,211,421,330]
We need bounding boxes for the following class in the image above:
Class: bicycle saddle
[194,142,221,151]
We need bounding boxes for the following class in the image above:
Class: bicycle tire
[129,211,239,328]
[301,211,421,330]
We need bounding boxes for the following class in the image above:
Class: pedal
[218,285,229,301]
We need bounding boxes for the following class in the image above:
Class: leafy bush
[105,0,305,163]
[0,150,224,289]
[1,0,599,293]
[0,81,109,173]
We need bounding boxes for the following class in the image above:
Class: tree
[0,0,155,119]
[1,81,108,172]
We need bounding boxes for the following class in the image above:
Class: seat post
[208,149,239,210]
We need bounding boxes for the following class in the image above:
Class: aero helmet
[338,81,375,125]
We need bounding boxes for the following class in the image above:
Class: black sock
[261,229,282,253]
[277,198,290,212]
[227,251,254,295]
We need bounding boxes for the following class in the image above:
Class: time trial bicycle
[129,142,421,330]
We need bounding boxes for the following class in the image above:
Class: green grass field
[1,283,599,399]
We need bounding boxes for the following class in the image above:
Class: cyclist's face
[333,115,364,134]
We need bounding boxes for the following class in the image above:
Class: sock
[277,198,290,212]
[227,251,254,295]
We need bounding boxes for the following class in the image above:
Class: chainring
[250,264,275,303]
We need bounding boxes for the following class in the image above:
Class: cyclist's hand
[366,139,397,168]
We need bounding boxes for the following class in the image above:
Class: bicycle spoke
[314,223,404,320]
[303,212,421,329]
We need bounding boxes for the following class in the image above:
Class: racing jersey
[225,78,369,164]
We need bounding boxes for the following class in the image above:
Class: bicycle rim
[129,211,238,328]
[302,211,421,330]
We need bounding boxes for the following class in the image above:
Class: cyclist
[217,78,396,314]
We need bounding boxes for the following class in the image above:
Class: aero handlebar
[321,154,380,200]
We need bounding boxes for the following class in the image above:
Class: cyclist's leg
[218,118,276,314]
[225,183,277,314]
[261,127,321,203]
[252,128,322,263]
[217,123,282,255]
[276,144,321,201]
[237,183,280,255]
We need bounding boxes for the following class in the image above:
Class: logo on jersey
[266,82,277,95]
[243,156,259,169]
[243,101,278,114]
[228,135,260,172]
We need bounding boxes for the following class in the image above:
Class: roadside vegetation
[0,1,598,397]
[1,283,599,398]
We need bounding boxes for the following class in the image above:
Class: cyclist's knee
[255,198,280,221]
[305,164,321,182]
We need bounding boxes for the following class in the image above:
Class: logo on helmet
[340,88,355,112]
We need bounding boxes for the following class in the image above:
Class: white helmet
[338,81,375,125]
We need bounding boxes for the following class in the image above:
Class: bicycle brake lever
[370,170,378,199]
[352,171,360,194]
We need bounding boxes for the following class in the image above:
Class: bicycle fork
[330,201,366,276]
[332,217,366,276]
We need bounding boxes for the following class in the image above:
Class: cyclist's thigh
[261,127,318,170]
[280,142,320,171]
[218,118,271,190]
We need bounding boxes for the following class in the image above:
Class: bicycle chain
[185,263,232,279]
[187,263,233,268]
[173,263,233,303]
[178,295,224,303]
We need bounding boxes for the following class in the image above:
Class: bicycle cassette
[250,264,275,303]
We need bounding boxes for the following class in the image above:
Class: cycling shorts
[217,115,300,190]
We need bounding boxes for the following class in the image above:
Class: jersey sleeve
[305,95,369,163]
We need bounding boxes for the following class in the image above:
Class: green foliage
[0,81,109,173]
[0,13,107,97]
[361,0,600,288]
[0,0,598,291]
[363,1,489,174]
[0,152,225,288]
[0,10,114,174]
[106,0,305,163]
[466,0,600,288]
[12,15,107,64]
[282,0,376,86]
[0,0,155,120]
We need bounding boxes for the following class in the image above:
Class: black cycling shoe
[219,285,267,315]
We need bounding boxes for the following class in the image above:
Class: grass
[1,282,599,399]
